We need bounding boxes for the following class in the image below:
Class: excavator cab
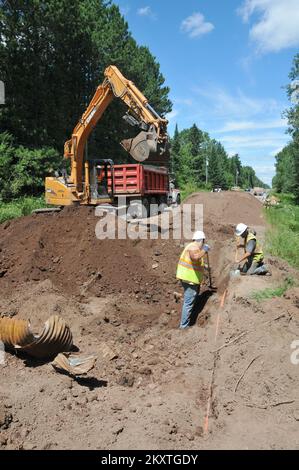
[89,159,114,203]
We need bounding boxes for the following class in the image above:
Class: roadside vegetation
[170,124,267,193]
[0,197,47,224]
[180,182,212,201]
[251,277,295,302]
[265,193,299,269]
[269,54,299,270]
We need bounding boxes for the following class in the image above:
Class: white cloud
[254,165,275,172]
[166,109,179,121]
[219,133,287,149]
[252,164,276,185]
[238,0,299,53]
[181,12,214,38]
[194,85,280,119]
[173,98,193,106]
[217,118,287,133]
[170,82,289,185]
[137,6,155,18]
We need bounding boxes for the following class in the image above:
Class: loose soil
[0,191,298,450]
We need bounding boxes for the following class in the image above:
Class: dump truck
[86,161,180,218]
[45,65,171,208]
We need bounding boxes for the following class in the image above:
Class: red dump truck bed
[107,164,169,196]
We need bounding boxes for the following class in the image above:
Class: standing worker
[235,223,270,275]
[176,231,210,329]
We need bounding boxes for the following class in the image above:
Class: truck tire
[150,197,158,217]
[127,198,142,219]
[127,198,149,219]
[142,197,150,218]
[158,195,168,214]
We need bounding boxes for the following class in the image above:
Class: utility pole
[206,155,209,185]
[236,169,239,186]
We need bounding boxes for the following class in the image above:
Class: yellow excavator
[45,65,169,206]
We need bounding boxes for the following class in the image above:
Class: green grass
[0,196,47,224]
[265,193,299,270]
[180,182,212,201]
[251,277,296,302]
[270,192,296,205]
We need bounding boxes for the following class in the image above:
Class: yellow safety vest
[176,242,205,285]
[245,232,264,262]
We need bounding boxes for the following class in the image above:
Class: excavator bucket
[121,130,157,162]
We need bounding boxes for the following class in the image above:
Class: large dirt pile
[0,206,182,303]
[0,191,264,297]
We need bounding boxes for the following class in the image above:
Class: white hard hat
[235,223,248,237]
[192,230,206,241]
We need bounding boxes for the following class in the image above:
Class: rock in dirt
[138,367,152,376]
[112,425,124,436]
[174,291,182,301]
[0,434,8,446]
[0,405,13,429]
[117,374,135,387]
[2,221,10,230]
[98,343,118,361]
[111,403,123,411]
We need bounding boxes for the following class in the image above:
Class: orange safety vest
[176,242,205,285]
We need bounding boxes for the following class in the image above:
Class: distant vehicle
[169,180,181,205]
[213,186,222,193]
[253,187,265,196]
[245,188,251,192]
[231,186,242,191]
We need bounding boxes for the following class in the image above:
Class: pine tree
[0,0,172,161]
[188,124,205,184]
[170,123,181,179]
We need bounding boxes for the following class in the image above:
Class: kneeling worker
[176,231,210,329]
[235,223,270,275]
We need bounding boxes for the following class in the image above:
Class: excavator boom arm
[64,65,169,194]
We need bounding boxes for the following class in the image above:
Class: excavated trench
[4,191,293,450]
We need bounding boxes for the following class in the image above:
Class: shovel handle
[206,252,213,287]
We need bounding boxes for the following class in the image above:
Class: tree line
[0,0,268,203]
[272,53,299,202]
[170,123,267,190]
[0,0,171,200]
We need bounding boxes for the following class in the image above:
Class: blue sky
[113,0,299,185]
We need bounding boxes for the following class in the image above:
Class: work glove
[203,244,210,252]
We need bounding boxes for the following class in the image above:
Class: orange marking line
[204,288,228,436]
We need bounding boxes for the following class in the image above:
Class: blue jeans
[180,282,199,329]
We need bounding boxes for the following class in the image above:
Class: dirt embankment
[0,191,299,450]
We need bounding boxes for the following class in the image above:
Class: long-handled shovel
[230,242,241,279]
[206,252,217,290]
